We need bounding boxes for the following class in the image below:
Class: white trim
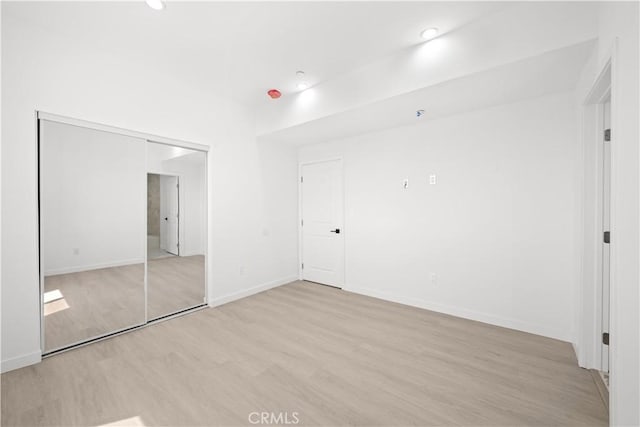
[43,258,145,276]
[203,152,209,306]
[147,170,180,176]
[180,251,206,257]
[346,285,573,343]
[37,111,209,152]
[144,140,149,323]
[578,53,614,371]
[584,61,612,105]
[579,38,621,424]
[36,111,45,356]
[298,157,346,286]
[596,96,611,375]
[606,38,622,427]
[1,351,42,374]
[208,276,298,307]
[298,164,303,280]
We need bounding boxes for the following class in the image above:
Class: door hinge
[301,263,304,270]
[300,176,304,183]
[604,129,611,142]
[604,231,610,244]
[603,332,609,345]
[301,219,304,226]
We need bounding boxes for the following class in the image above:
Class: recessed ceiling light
[420,28,439,40]
[146,0,165,10]
[297,82,310,91]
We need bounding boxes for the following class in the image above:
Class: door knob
[330,229,340,234]
[164,217,168,220]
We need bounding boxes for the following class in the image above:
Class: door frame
[578,38,619,416]
[147,171,183,257]
[298,157,346,286]
[579,58,612,371]
[600,93,611,374]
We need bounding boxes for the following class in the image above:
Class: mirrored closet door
[146,142,207,320]
[39,115,207,354]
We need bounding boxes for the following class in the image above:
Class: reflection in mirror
[146,142,206,319]
[40,120,146,352]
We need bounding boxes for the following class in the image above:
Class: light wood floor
[147,254,205,319]
[3,281,607,426]
[44,255,204,352]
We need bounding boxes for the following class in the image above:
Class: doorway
[579,57,614,392]
[147,173,180,259]
[300,159,345,288]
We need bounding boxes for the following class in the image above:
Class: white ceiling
[5,1,509,105]
[257,40,596,146]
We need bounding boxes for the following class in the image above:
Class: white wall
[147,143,207,256]
[40,120,146,275]
[299,91,579,342]
[147,144,195,172]
[39,129,207,274]
[573,46,602,372]
[1,9,299,371]
[208,134,299,306]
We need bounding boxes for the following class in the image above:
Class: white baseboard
[180,251,205,257]
[209,275,298,307]
[45,258,145,276]
[572,342,583,367]
[345,285,573,343]
[1,350,41,373]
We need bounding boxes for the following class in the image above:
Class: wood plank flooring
[147,255,205,319]
[44,255,204,352]
[2,281,608,426]
[44,263,145,352]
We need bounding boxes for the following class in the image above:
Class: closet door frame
[36,111,209,356]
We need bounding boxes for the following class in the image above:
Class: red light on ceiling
[267,89,282,99]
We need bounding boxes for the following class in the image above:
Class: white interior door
[601,98,611,373]
[160,175,180,256]
[301,160,344,287]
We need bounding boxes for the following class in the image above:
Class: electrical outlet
[403,178,409,189]
[430,272,438,285]
[429,174,437,185]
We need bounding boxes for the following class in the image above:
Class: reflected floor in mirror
[44,264,145,352]
[44,255,205,352]
[147,255,205,319]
